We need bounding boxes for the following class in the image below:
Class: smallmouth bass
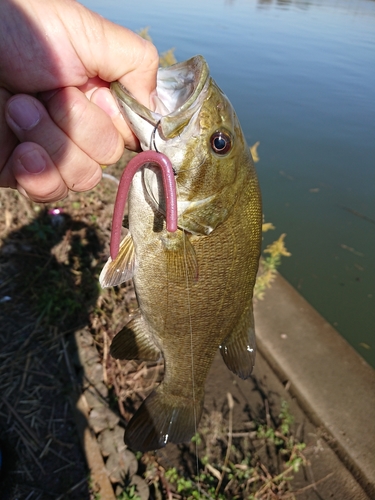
[100,55,262,452]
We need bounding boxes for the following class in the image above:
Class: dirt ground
[0,153,352,500]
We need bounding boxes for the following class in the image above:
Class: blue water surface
[82,0,375,367]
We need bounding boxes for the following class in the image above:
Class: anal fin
[124,385,203,452]
[110,313,161,361]
[220,307,256,379]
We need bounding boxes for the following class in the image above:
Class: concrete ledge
[254,273,375,498]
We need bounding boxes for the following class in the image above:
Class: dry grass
[0,156,126,498]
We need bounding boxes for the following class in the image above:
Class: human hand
[0,0,158,202]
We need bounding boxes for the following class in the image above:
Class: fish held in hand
[100,55,262,452]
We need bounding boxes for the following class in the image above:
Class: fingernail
[18,149,46,174]
[104,91,121,118]
[7,97,41,130]
[17,186,30,199]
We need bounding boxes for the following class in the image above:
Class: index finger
[71,11,159,109]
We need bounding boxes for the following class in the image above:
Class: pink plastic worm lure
[110,151,178,260]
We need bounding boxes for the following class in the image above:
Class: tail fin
[125,385,203,452]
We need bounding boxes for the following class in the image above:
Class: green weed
[254,227,291,300]
[117,484,142,500]
[140,400,306,499]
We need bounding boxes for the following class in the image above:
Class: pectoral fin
[178,187,235,236]
[99,231,136,288]
[220,307,256,379]
[162,230,199,283]
[110,313,161,361]
[124,385,203,452]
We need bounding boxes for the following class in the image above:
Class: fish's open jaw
[155,55,209,116]
[111,55,210,141]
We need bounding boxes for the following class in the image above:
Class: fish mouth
[111,55,210,142]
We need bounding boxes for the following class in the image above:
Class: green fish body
[100,56,262,451]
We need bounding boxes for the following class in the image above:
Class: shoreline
[254,272,375,498]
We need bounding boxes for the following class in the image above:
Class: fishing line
[156,448,213,499]
[177,155,206,174]
[181,219,201,493]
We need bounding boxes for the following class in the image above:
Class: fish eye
[210,131,232,155]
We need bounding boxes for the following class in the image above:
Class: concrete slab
[254,273,375,497]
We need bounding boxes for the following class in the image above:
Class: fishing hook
[151,120,177,176]
[151,120,161,153]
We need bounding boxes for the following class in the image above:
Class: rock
[75,328,94,347]
[106,449,138,484]
[85,362,104,386]
[97,426,126,457]
[78,346,100,367]
[130,475,150,500]
[94,381,108,399]
[84,386,106,409]
[114,475,149,500]
[89,406,120,434]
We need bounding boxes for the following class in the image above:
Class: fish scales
[100,55,262,452]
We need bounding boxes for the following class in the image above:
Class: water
[82,0,375,367]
